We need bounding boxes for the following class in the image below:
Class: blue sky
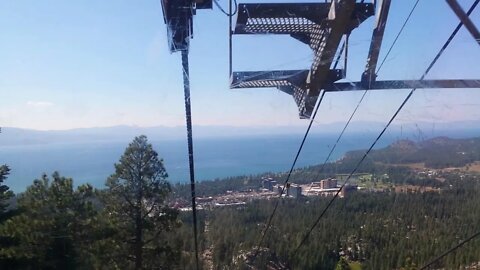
[0,0,479,130]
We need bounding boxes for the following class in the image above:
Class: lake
[0,130,469,193]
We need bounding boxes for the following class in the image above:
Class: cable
[251,90,327,260]
[447,0,480,46]
[333,39,346,70]
[229,0,233,75]
[307,88,368,196]
[254,0,419,255]
[306,0,419,196]
[214,0,237,16]
[291,0,479,258]
[181,51,200,270]
[365,0,420,253]
[376,0,421,75]
[420,229,480,269]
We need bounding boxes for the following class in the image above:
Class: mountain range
[1,120,480,146]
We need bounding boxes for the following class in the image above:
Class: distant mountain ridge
[1,120,479,146]
[343,136,480,169]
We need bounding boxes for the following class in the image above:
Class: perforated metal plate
[231,1,374,118]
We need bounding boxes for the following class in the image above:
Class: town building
[274,183,302,198]
[320,178,338,189]
[288,184,302,198]
[262,178,277,191]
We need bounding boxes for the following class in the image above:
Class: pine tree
[0,165,20,269]
[0,172,98,268]
[0,165,13,217]
[103,135,181,269]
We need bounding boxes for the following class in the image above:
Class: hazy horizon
[1,1,479,130]
[3,118,480,132]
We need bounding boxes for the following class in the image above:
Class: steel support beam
[446,0,480,46]
[307,0,357,95]
[328,79,480,92]
[361,0,392,86]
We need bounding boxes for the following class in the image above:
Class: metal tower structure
[228,0,480,119]
[159,0,480,268]
[160,1,212,269]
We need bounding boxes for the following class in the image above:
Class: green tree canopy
[103,135,180,269]
[0,165,19,269]
[0,172,98,269]
[0,165,13,217]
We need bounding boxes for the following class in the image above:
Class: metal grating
[231,1,374,118]
[234,3,332,34]
[233,80,291,89]
[243,17,317,34]
[292,85,317,119]
[231,69,343,118]
[231,70,309,89]
[309,26,329,75]
[292,85,309,117]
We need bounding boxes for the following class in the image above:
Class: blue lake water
[0,132,443,192]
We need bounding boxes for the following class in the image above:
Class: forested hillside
[0,136,479,269]
[202,176,480,269]
[172,137,480,269]
[343,137,480,168]
[174,136,480,199]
